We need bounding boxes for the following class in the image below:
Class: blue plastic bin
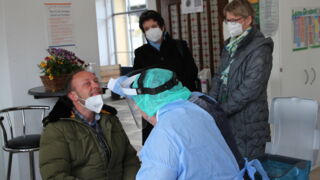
[256,154,311,180]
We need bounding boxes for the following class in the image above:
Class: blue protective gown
[136,99,240,180]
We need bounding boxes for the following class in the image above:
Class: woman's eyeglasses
[224,17,244,25]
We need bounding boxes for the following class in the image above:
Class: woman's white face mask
[145,27,163,42]
[78,94,103,113]
[226,22,243,38]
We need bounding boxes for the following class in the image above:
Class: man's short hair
[65,69,86,93]
[139,10,165,33]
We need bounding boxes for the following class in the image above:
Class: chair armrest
[0,116,8,146]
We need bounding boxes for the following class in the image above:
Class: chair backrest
[0,106,50,147]
[100,64,121,83]
[266,97,320,167]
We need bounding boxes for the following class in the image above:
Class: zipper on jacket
[60,118,111,168]
[92,127,111,161]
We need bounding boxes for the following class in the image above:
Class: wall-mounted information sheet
[44,3,76,48]
[292,8,320,51]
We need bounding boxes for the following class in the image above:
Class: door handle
[304,69,309,85]
[310,67,316,85]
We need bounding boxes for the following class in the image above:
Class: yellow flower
[40,62,47,68]
[39,48,88,81]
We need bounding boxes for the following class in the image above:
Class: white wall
[0,0,100,179]
[272,0,320,167]
[275,0,320,100]
[0,0,11,178]
[3,0,99,108]
[267,23,282,104]
[147,0,157,10]
[0,0,12,109]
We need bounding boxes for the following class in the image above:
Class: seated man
[39,70,140,180]
[108,68,269,180]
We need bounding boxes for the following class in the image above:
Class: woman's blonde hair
[223,0,255,18]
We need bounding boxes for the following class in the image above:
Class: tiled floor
[104,90,320,179]
[311,167,320,180]
[104,92,142,151]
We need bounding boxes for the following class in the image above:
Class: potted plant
[38,48,87,91]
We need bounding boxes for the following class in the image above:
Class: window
[96,0,147,66]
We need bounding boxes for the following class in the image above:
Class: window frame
[111,0,147,66]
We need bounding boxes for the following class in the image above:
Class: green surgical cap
[132,68,191,116]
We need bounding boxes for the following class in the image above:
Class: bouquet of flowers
[38,48,87,80]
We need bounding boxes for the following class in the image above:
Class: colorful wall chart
[292,8,320,51]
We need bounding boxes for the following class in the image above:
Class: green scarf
[226,27,252,58]
[220,27,252,86]
[219,27,252,103]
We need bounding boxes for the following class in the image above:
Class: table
[28,86,66,99]
[28,83,108,99]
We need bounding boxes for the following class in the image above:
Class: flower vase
[40,74,70,92]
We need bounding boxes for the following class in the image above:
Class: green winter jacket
[39,97,140,180]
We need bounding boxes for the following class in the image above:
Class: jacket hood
[43,96,117,126]
[243,27,274,52]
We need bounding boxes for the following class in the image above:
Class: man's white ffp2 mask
[80,95,103,113]
[145,27,163,42]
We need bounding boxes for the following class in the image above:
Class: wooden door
[157,0,228,74]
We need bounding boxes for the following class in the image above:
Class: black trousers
[142,118,153,145]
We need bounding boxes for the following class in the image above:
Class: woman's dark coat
[209,27,273,159]
[133,34,199,91]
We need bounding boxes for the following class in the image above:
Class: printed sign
[44,3,76,48]
[181,0,203,14]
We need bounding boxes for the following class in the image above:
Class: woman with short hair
[209,0,273,160]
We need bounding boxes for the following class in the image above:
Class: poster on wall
[292,8,320,51]
[259,0,279,37]
[44,3,76,48]
[181,0,203,14]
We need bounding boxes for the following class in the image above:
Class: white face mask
[145,27,163,42]
[226,22,243,37]
[78,94,103,113]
